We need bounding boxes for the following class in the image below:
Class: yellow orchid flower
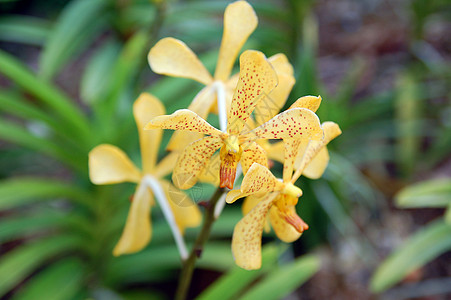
[148,0,258,151]
[226,121,341,270]
[259,94,323,165]
[146,50,323,190]
[89,93,201,258]
[192,53,296,189]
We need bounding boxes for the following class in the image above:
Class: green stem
[175,187,225,300]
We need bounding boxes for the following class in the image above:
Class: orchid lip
[283,182,302,198]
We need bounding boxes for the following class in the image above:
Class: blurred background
[0,0,450,299]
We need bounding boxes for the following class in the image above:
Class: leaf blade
[396,179,451,208]
[240,254,320,300]
[11,258,85,300]
[370,220,451,293]
[0,235,82,297]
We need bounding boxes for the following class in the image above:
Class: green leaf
[370,220,451,293]
[94,30,150,141]
[0,235,82,297]
[0,177,91,210]
[334,57,366,105]
[311,180,377,264]
[0,50,92,146]
[0,119,86,172]
[121,290,166,300]
[0,212,63,243]
[11,258,85,300]
[39,0,109,80]
[0,90,86,153]
[239,254,320,300]
[80,40,121,104]
[196,244,281,300]
[396,178,451,208]
[445,202,451,224]
[106,242,233,286]
[395,73,421,176]
[0,15,50,46]
[0,90,57,128]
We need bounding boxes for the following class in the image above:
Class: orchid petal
[214,1,258,81]
[289,95,322,112]
[231,192,278,270]
[173,135,222,189]
[227,50,278,135]
[225,163,282,204]
[148,37,212,85]
[225,189,244,204]
[240,141,268,175]
[252,54,295,126]
[154,151,179,178]
[250,108,323,141]
[241,163,282,195]
[89,144,141,184]
[242,193,266,216]
[253,72,295,126]
[145,109,224,137]
[166,86,216,151]
[113,181,152,256]
[265,140,284,163]
[283,139,302,183]
[302,147,329,179]
[133,93,165,173]
[159,179,202,234]
[198,152,220,186]
[268,53,294,76]
[243,194,272,233]
[210,75,237,115]
[269,205,303,243]
[292,121,342,182]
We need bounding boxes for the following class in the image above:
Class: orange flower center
[219,140,242,189]
[275,193,308,233]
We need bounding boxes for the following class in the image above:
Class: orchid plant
[87,1,341,299]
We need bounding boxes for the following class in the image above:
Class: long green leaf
[0,235,82,297]
[11,258,85,300]
[0,212,63,243]
[445,202,451,224]
[0,50,92,146]
[370,220,451,293]
[0,177,91,210]
[240,254,320,300]
[196,244,281,300]
[0,119,86,172]
[95,30,150,141]
[0,210,92,243]
[0,15,50,46]
[105,242,233,286]
[40,0,109,80]
[80,40,121,105]
[395,73,421,177]
[334,57,366,105]
[0,90,86,154]
[396,178,451,208]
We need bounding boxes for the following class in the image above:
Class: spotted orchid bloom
[148,0,258,150]
[226,121,342,270]
[259,94,324,166]
[88,93,201,258]
[146,50,323,190]
[194,53,296,189]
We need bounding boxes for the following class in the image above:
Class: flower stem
[175,187,225,300]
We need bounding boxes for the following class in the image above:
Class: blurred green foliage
[0,0,450,299]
